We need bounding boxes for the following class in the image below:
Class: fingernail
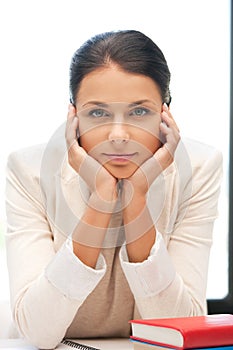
[163,103,168,110]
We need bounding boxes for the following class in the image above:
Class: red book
[130,314,233,349]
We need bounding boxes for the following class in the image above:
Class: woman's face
[75,66,163,179]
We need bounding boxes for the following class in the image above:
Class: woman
[5,30,222,349]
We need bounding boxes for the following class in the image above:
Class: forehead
[76,67,162,106]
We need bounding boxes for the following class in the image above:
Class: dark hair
[69,30,171,106]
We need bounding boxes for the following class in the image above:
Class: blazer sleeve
[120,146,223,318]
[5,150,106,349]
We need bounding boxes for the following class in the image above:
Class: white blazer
[5,125,222,349]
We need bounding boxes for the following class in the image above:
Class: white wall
[0,0,230,300]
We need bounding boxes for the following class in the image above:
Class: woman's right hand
[65,104,118,211]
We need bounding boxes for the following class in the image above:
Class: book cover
[131,339,233,350]
[130,314,233,349]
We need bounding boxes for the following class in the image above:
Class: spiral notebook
[59,339,100,349]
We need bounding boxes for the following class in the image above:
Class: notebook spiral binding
[61,339,100,350]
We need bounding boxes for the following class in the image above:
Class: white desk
[0,338,134,349]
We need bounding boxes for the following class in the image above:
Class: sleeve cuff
[44,238,106,300]
[119,231,175,298]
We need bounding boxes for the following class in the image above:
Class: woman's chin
[103,163,139,179]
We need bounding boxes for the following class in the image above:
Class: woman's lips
[102,152,137,162]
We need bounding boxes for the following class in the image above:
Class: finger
[65,116,79,149]
[162,104,180,131]
[67,103,76,120]
[160,119,180,142]
[161,111,178,130]
[66,104,78,145]
[66,104,79,148]
[137,151,168,190]
[160,123,180,158]
[79,155,104,192]
[154,145,174,170]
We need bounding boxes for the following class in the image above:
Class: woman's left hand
[122,104,180,200]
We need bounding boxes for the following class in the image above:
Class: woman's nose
[108,122,130,143]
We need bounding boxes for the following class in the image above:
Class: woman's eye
[130,107,149,117]
[88,109,110,118]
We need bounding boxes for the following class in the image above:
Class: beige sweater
[5,129,222,349]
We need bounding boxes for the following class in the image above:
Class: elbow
[185,297,207,317]
[14,307,65,349]
[27,336,62,350]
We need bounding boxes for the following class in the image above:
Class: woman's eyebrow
[128,100,159,107]
[82,101,109,108]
